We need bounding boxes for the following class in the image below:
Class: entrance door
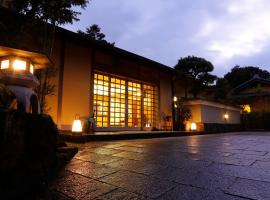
[128,81,141,128]
[93,73,157,130]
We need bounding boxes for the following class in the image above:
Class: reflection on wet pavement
[50,132,270,199]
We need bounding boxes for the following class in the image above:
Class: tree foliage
[1,0,90,113]
[78,24,115,46]
[35,67,57,113]
[214,78,231,100]
[224,65,270,88]
[7,0,89,25]
[174,56,217,98]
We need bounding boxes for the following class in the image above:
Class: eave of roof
[230,92,270,98]
[55,26,175,74]
[232,76,270,93]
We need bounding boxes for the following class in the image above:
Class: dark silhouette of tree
[174,56,217,98]
[214,78,231,100]
[78,24,115,46]
[224,65,270,88]
[4,0,89,25]
[1,0,90,113]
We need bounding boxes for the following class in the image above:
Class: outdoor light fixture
[224,113,229,120]
[0,57,35,74]
[1,60,9,69]
[173,96,177,102]
[30,64,34,74]
[242,104,251,113]
[72,115,82,132]
[190,122,197,131]
[13,59,26,70]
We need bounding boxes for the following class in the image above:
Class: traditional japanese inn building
[47,28,174,131]
[0,8,241,133]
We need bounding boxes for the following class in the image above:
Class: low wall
[203,123,241,133]
[241,112,270,131]
[0,110,58,199]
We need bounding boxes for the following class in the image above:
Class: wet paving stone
[48,190,74,200]
[94,188,149,200]
[88,147,123,155]
[105,158,142,170]
[98,170,177,198]
[152,167,200,185]
[168,159,212,170]
[207,162,270,183]
[113,151,150,161]
[212,156,255,166]
[75,152,122,164]
[51,173,116,199]
[50,132,270,199]
[157,185,247,200]
[66,161,119,179]
[251,160,270,169]
[226,177,270,200]
[113,145,146,153]
[191,171,237,190]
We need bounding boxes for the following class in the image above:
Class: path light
[72,115,82,132]
[190,122,197,131]
[146,123,151,128]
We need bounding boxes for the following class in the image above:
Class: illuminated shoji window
[93,74,109,127]
[93,72,158,129]
[128,82,142,128]
[110,77,126,127]
[143,85,157,128]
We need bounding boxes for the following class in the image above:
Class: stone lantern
[0,46,52,114]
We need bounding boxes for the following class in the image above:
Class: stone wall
[0,110,58,198]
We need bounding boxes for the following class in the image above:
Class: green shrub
[241,112,270,130]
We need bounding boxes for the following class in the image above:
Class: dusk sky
[64,0,270,76]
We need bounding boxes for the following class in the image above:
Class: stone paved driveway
[50,132,270,200]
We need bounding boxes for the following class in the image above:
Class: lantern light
[13,59,26,70]
[224,113,229,120]
[146,123,151,128]
[173,96,177,102]
[72,115,82,132]
[30,64,34,74]
[1,60,9,69]
[190,122,197,131]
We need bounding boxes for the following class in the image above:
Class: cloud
[195,0,270,69]
[64,0,270,76]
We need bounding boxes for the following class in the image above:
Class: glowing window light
[190,122,197,131]
[13,60,26,70]
[242,105,251,113]
[224,113,229,120]
[72,116,82,132]
[1,60,9,69]
[30,64,34,74]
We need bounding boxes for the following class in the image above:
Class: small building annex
[231,75,270,113]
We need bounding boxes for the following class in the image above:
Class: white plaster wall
[201,105,240,124]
